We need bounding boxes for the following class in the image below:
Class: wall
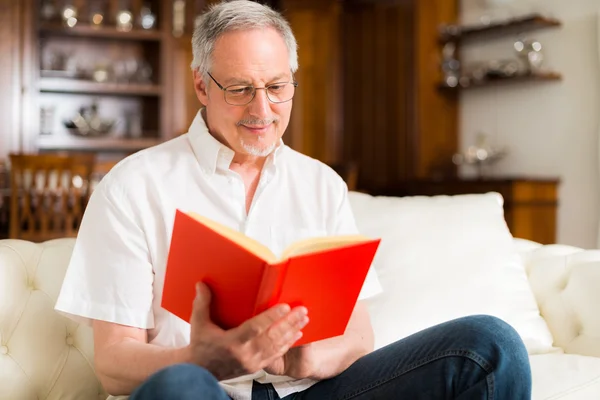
[459,0,600,248]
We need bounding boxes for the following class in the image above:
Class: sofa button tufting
[0,346,8,355]
[66,337,74,346]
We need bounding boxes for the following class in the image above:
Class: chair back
[90,159,119,193]
[9,154,95,242]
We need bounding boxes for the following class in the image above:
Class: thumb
[191,281,212,325]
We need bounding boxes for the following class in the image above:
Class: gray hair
[190,0,299,78]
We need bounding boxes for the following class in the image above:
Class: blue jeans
[129,315,532,399]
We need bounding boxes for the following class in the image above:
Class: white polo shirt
[55,111,382,400]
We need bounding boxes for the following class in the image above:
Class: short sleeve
[54,178,155,329]
[329,180,383,301]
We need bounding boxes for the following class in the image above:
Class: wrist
[177,345,195,364]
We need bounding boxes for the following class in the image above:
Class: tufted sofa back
[0,239,106,400]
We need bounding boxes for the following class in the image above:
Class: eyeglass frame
[207,71,298,106]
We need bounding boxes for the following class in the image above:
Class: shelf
[438,71,562,90]
[39,79,162,96]
[440,14,562,43]
[39,22,162,41]
[37,136,162,152]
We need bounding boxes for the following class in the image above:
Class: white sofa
[1,191,600,399]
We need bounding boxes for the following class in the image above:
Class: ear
[193,69,209,106]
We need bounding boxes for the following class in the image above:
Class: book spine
[252,259,290,316]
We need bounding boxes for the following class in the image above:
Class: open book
[162,210,381,346]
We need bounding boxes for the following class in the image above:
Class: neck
[230,153,267,171]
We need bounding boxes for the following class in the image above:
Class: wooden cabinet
[29,1,169,159]
[373,178,560,244]
[0,0,212,163]
[0,0,29,160]
[3,0,461,190]
[275,0,459,190]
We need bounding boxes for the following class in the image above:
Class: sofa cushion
[530,353,600,399]
[348,191,555,354]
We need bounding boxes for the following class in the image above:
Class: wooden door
[0,0,35,160]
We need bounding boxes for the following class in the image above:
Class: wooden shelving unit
[440,14,562,43]
[31,0,172,156]
[39,22,163,41]
[37,136,162,152]
[39,79,162,96]
[438,71,562,90]
[438,13,563,92]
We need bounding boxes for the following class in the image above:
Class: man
[55,1,532,399]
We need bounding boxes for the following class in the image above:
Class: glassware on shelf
[478,0,515,25]
[61,4,78,28]
[452,133,507,178]
[116,10,133,32]
[90,4,105,28]
[441,42,461,88]
[514,38,544,74]
[40,106,56,135]
[63,101,116,137]
[40,0,58,22]
[139,4,157,30]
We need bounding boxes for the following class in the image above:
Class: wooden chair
[89,159,119,193]
[9,153,96,242]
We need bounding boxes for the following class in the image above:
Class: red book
[162,210,381,346]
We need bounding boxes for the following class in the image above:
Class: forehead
[211,27,290,81]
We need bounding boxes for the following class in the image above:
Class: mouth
[240,124,272,135]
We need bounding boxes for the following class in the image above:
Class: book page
[186,212,278,263]
[280,235,370,260]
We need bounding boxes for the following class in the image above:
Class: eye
[268,84,286,93]
[227,86,253,95]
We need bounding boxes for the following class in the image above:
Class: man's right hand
[187,282,310,381]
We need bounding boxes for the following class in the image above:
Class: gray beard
[241,140,277,157]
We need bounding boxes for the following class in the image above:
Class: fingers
[257,310,308,369]
[267,307,308,346]
[191,282,212,325]
[236,304,308,346]
[236,304,289,343]
[207,305,309,376]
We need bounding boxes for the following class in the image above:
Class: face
[193,27,294,158]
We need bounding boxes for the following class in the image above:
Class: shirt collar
[187,109,286,176]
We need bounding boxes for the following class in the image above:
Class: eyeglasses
[207,72,298,106]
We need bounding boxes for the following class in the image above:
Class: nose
[247,88,272,119]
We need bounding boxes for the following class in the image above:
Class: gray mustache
[236,118,278,127]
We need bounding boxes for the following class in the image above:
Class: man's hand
[265,302,375,381]
[263,343,320,379]
[187,282,309,381]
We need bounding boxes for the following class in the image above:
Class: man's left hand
[263,302,375,380]
[264,343,321,379]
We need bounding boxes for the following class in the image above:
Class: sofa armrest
[520,243,600,357]
[0,239,106,399]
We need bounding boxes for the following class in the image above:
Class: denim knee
[131,363,227,400]
[456,315,531,378]
[152,363,219,386]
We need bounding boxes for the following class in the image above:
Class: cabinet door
[0,0,34,159]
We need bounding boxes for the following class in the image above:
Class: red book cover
[161,210,381,346]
